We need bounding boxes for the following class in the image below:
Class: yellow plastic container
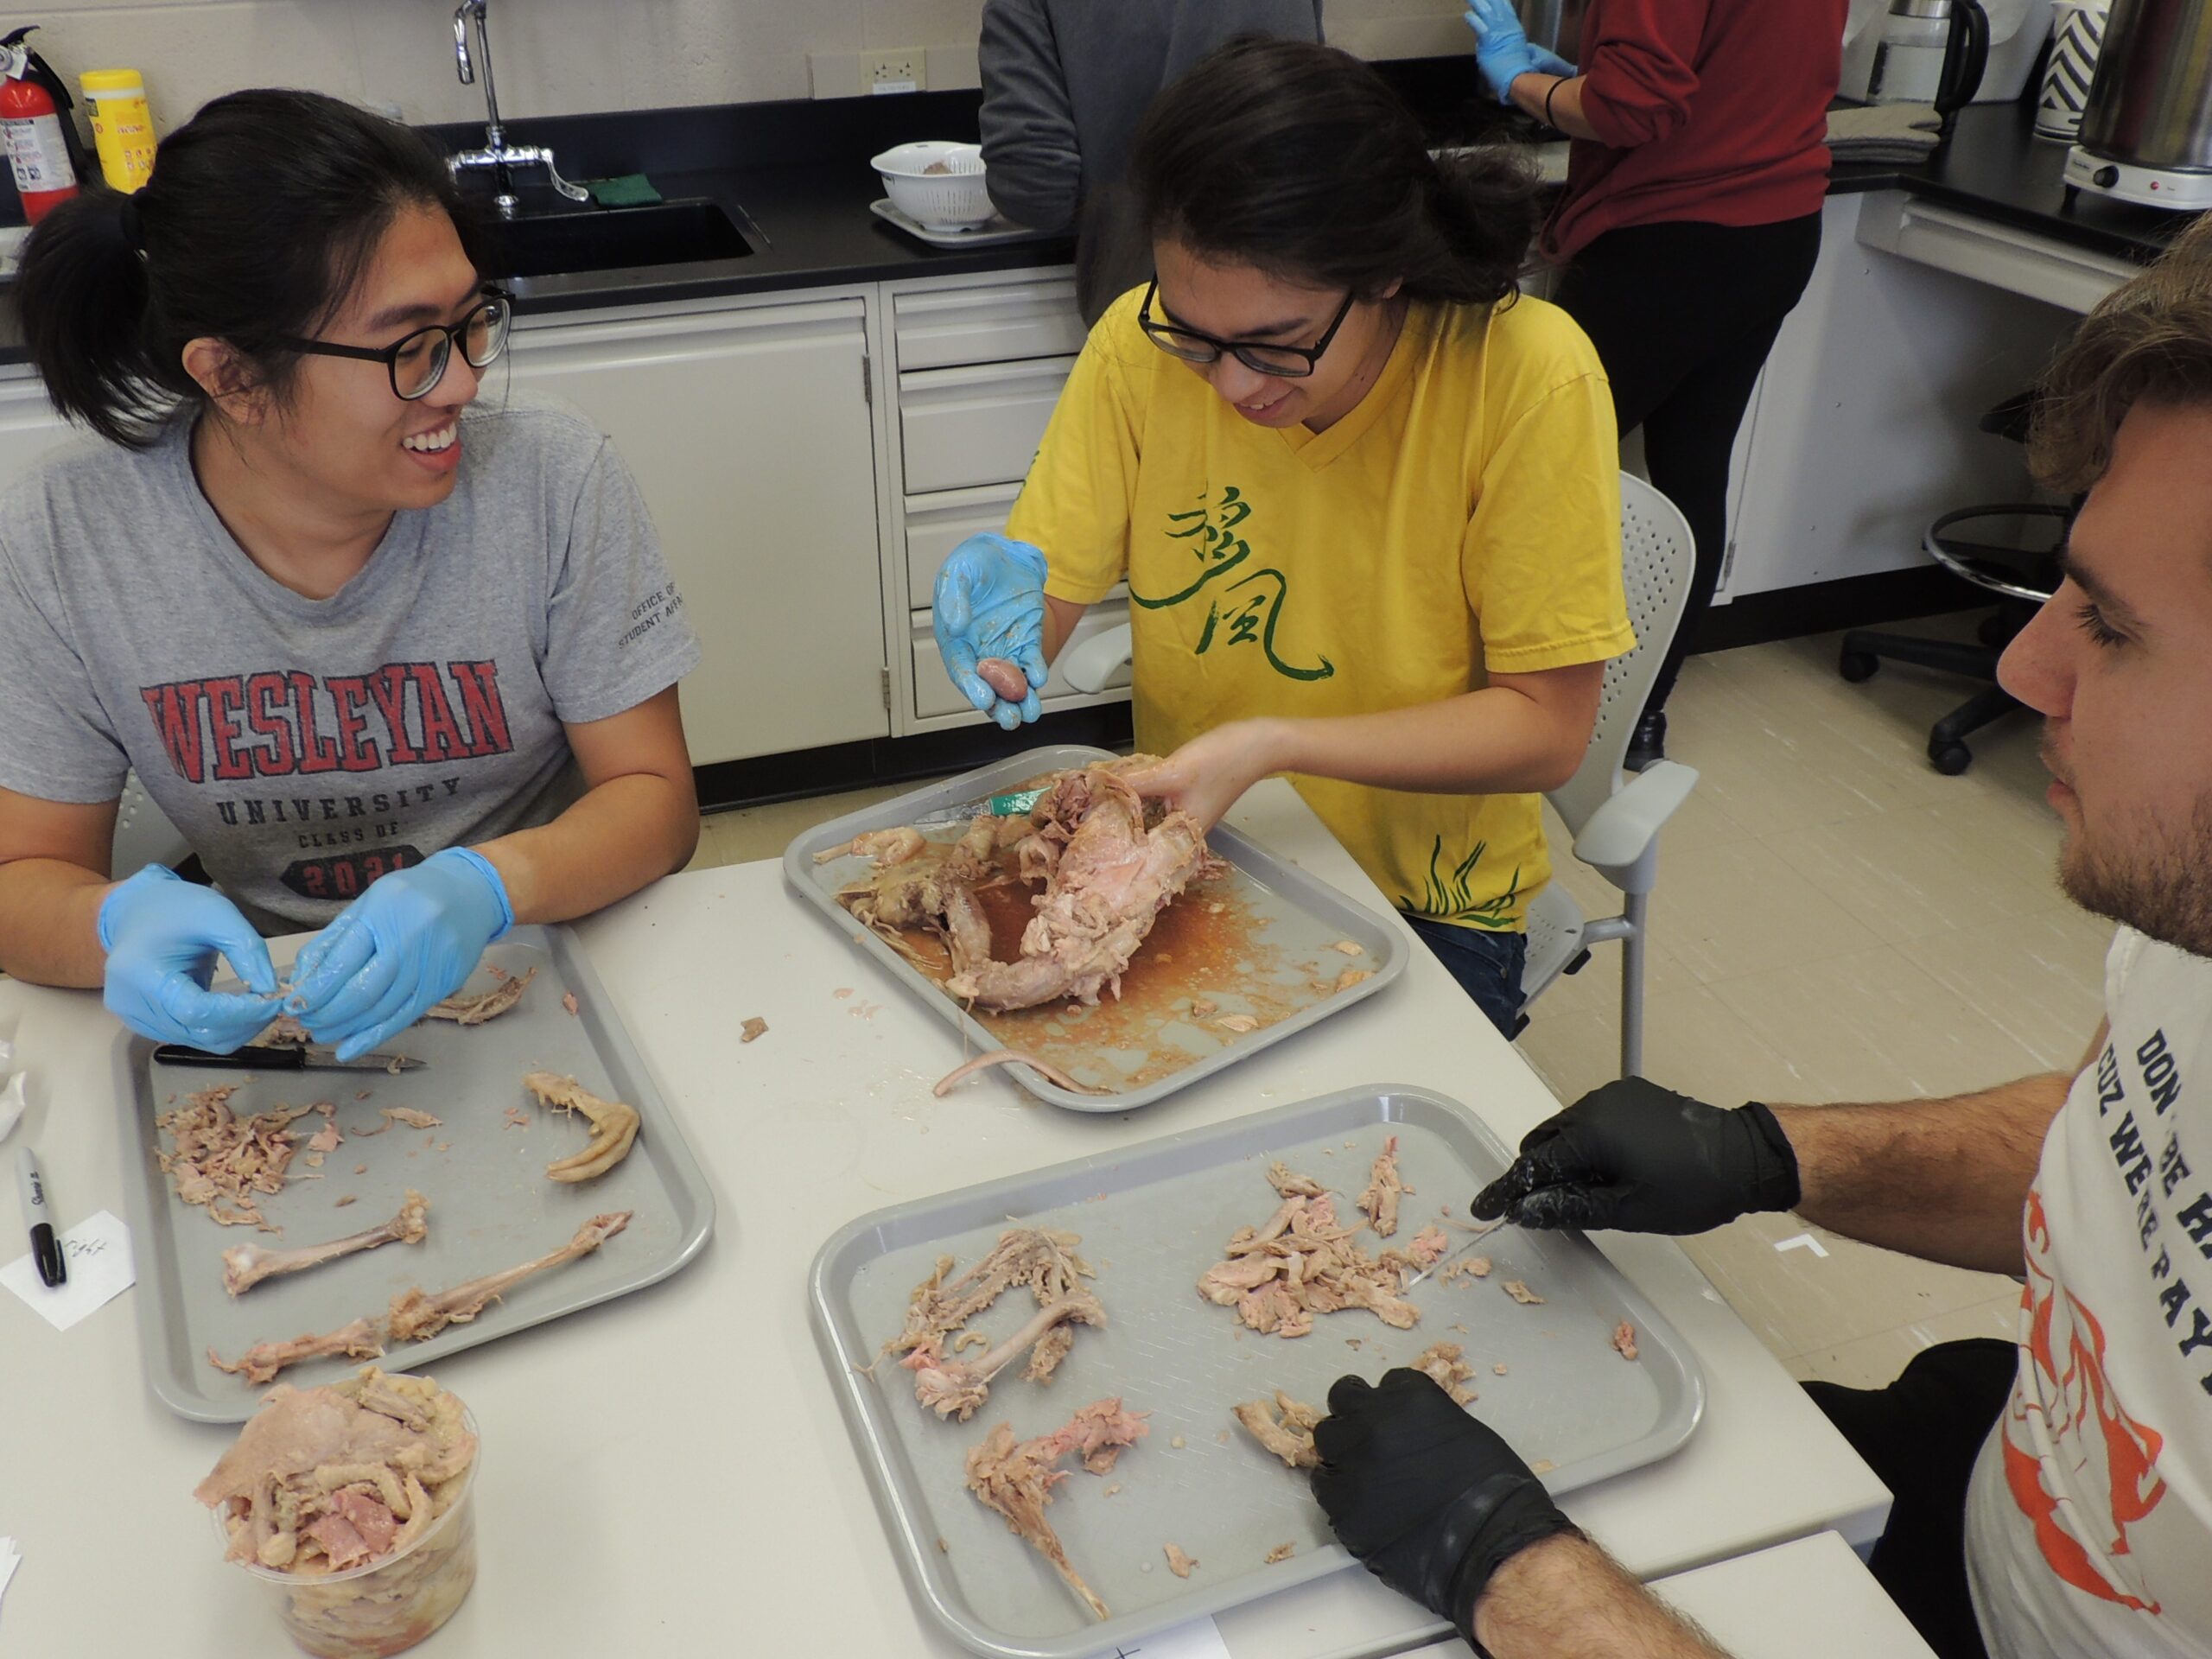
[79,68,156,193]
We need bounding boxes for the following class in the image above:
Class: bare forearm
[1475,1534,1732,1659]
[1262,688,1585,797]
[1509,73,1601,141]
[0,859,112,987]
[1774,1073,2069,1274]
[474,773,698,926]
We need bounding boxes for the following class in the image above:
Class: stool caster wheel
[1929,740,1973,776]
[1839,650,1878,683]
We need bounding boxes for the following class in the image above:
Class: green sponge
[582,175,662,208]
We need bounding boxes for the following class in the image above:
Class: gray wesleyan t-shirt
[0,391,700,934]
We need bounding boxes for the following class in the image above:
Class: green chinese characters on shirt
[1130,486,1335,683]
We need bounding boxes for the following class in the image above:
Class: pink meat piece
[303,1511,373,1570]
[330,1486,399,1554]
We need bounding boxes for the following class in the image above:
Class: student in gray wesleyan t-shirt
[0,91,701,1063]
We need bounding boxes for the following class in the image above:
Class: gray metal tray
[114,924,715,1423]
[810,1086,1705,1659]
[785,745,1408,1112]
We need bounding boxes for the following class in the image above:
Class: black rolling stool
[1836,394,2069,775]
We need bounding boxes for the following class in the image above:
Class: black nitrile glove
[1311,1369,1577,1645]
[1471,1077,1801,1234]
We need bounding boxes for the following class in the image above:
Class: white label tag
[4,113,73,193]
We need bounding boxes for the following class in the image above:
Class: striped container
[2036,0,2109,139]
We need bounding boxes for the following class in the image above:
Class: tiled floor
[691,618,2107,1389]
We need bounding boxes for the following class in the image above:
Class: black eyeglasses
[276,291,513,401]
[1137,281,1358,378]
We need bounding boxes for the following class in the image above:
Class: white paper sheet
[0,1209,136,1332]
[1102,1615,1233,1659]
[0,1534,19,1622]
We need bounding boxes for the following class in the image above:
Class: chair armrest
[1059,622,1134,694]
[1570,760,1700,883]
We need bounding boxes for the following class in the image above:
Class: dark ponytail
[1133,39,1541,309]
[18,88,489,448]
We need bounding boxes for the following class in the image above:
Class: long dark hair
[17,88,489,448]
[1134,39,1540,309]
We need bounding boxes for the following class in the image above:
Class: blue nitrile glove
[99,864,283,1052]
[1464,0,1576,105]
[933,533,1049,731]
[285,848,513,1060]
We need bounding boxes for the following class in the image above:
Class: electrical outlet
[865,48,927,95]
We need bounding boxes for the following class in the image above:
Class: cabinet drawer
[899,358,1075,495]
[904,484,1024,599]
[911,601,1134,721]
[893,279,1086,370]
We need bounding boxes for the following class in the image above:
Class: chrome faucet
[447,0,588,217]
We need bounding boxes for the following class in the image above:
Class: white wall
[29,0,1473,132]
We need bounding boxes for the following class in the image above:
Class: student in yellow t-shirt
[931,39,1633,1033]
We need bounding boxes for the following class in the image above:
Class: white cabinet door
[507,299,887,766]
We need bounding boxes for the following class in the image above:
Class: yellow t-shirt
[1009,288,1632,933]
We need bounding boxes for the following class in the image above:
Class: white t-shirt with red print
[1966,927,2212,1659]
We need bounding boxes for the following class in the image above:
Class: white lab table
[0,781,1887,1656]
[1400,1530,1936,1659]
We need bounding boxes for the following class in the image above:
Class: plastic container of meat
[217,1408,480,1658]
[785,745,1409,1112]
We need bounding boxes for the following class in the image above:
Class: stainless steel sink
[486,199,757,279]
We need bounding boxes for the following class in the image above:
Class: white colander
[870,140,995,232]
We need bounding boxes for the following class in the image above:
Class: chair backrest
[1547,474,1699,837]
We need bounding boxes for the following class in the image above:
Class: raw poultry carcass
[966,1398,1150,1620]
[222,1192,429,1295]
[833,813,1012,976]
[945,759,1211,1012]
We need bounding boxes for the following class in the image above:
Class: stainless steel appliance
[1863,0,1992,106]
[2065,0,2212,208]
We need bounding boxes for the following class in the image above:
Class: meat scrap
[1197,1177,1420,1339]
[519,1071,640,1182]
[382,1107,442,1130]
[223,1192,429,1296]
[1265,1542,1296,1564]
[1266,1162,1327,1198]
[387,1211,631,1343]
[965,1398,1150,1621]
[1440,1255,1493,1285]
[1357,1135,1408,1237]
[195,1365,475,1650]
[424,965,536,1025]
[156,1084,317,1229]
[884,1229,1103,1420]
[562,991,581,1016]
[944,758,1215,1012]
[814,825,927,867]
[740,1017,768,1044]
[1503,1281,1545,1306]
[1612,1320,1640,1362]
[1412,1341,1479,1406]
[1233,1390,1322,1470]
[208,1317,385,1385]
[933,1048,1103,1097]
[1164,1542,1198,1579]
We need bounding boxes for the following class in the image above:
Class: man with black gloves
[1309,215,2212,1659]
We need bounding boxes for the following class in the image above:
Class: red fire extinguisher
[0,27,79,223]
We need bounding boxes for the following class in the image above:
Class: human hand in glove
[934,533,1050,731]
[285,848,512,1060]
[1463,0,1576,105]
[99,864,283,1052]
[1472,1076,1801,1235]
[1311,1368,1579,1642]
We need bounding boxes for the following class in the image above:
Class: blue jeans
[1404,917,1527,1038]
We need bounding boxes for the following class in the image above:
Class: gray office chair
[1060,473,1701,1079]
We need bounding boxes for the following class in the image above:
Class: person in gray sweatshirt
[979,0,1324,325]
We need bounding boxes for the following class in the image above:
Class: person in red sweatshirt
[1467,0,1847,768]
